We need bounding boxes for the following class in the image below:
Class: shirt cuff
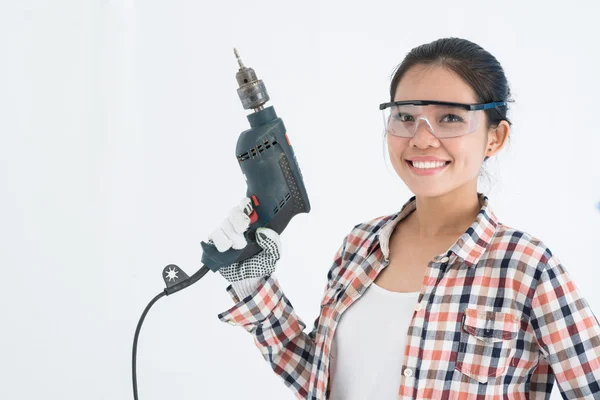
[218,273,282,327]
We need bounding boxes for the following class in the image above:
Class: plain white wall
[1,0,599,399]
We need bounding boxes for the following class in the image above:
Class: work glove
[207,196,282,299]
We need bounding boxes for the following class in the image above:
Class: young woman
[208,38,600,399]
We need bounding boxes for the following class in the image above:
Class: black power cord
[132,265,212,399]
[132,291,165,400]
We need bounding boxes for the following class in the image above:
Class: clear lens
[382,104,483,138]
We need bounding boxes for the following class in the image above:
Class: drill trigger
[249,209,258,224]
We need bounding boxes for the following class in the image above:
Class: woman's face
[387,65,493,198]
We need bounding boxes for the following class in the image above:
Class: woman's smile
[406,159,451,176]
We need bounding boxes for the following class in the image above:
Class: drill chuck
[234,48,270,111]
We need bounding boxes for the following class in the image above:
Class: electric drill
[198,49,311,272]
[133,49,313,400]
[160,49,311,295]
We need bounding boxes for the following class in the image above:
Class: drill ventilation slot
[238,138,279,162]
[273,192,292,214]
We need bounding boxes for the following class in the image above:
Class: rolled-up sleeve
[216,232,350,399]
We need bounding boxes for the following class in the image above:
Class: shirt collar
[376,192,499,268]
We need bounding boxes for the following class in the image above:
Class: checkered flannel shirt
[218,192,600,399]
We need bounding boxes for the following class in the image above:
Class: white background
[1,1,599,399]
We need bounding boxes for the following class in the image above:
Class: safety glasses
[379,100,507,138]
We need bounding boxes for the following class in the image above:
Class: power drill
[160,49,312,294]
[198,48,311,273]
[132,49,312,399]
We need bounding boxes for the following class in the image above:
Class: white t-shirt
[328,282,420,400]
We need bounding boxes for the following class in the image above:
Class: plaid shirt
[218,192,600,399]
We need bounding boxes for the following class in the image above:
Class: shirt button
[440,256,449,263]
[403,368,413,377]
[415,303,423,312]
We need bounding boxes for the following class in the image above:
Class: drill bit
[233,47,269,111]
[234,48,245,69]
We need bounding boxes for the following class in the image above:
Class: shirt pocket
[455,308,520,384]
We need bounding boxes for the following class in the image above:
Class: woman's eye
[394,113,414,122]
[441,114,464,123]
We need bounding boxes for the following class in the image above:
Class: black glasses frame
[379,100,507,111]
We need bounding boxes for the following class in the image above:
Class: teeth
[411,160,448,169]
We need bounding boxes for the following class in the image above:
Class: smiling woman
[383,61,511,203]
[216,37,600,400]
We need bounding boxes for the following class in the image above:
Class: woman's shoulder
[491,221,561,269]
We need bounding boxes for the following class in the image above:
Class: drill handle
[200,227,263,272]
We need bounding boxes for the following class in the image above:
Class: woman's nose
[410,117,438,146]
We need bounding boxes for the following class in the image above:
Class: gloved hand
[207,197,282,299]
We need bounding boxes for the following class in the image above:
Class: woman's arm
[530,255,600,398]
[217,233,350,400]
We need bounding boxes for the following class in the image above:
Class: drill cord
[132,290,165,400]
[132,264,213,399]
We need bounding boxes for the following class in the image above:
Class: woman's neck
[407,190,482,239]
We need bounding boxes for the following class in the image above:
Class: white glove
[207,197,282,299]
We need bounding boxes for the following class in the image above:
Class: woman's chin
[405,184,451,199]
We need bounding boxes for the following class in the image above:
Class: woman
[209,38,600,399]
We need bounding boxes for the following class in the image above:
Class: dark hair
[388,37,514,163]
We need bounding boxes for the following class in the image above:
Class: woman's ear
[486,121,510,158]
